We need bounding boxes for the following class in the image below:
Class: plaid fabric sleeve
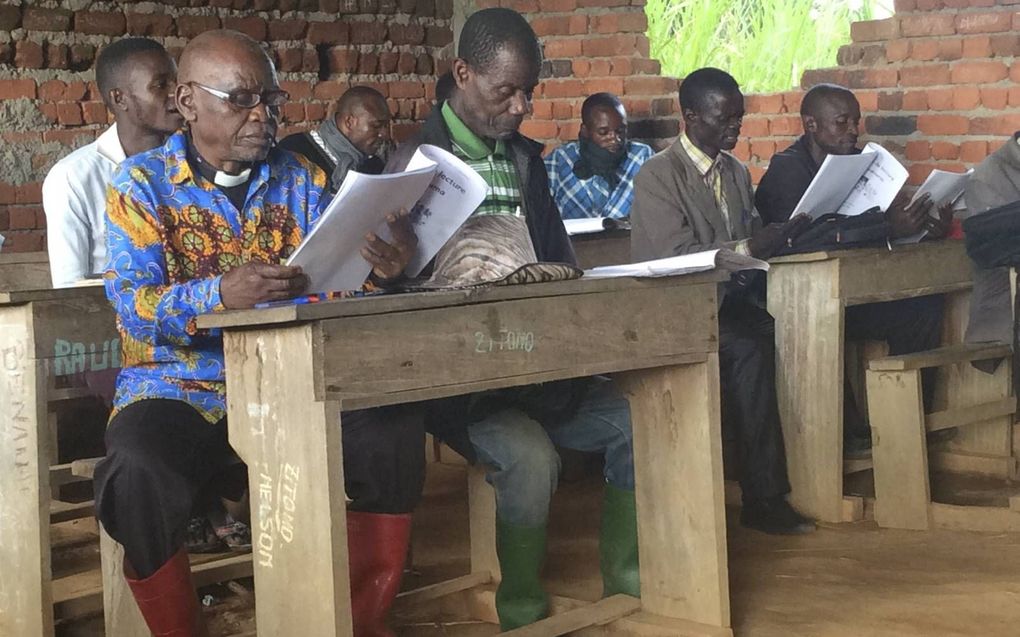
[546,143,597,220]
[604,142,654,219]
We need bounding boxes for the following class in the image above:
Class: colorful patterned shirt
[544,140,653,220]
[442,102,522,217]
[104,131,328,422]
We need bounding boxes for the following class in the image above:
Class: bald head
[176,30,284,171]
[335,86,391,156]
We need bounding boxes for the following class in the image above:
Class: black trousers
[718,298,790,502]
[94,399,424,578]
[844,295,944,437]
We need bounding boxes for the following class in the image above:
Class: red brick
[938,38,963,60]
[594,12,647,33]
[56,103,83,126]
[15,41,44,69]
[281,103,304,123]
[956,11,1012,34]
[750,140,775,161]
[265,18,305,41]
[15,182,42,204]
[951,85,981,110]
[857,91,879,112]
[64,81,86,102]
[425,25,454,46]
[312,81,348,100]
[23,7,71,31]
[388,22,424,45]
[357,52,378,74]
[851,18,898,42]
[581,35,639,57]
[307,21,349,45]
[770,115,802,136]
[577,0,629,5]
[37,80,65,101]
[305,102,327,122]
[39,103,58,124]
[281,81,312,101]
[397,52,416,75]
[960,35,992,59]
[519,120,558,139]
[800,68,848,89]
[623,76,677,96]
[847,68,898,89]
[905,140,930,161]
[552,101,572,119]
[176,15,220,38]
[223,16,267,40]
[125,13,175,37]
[539,0,576,10]
[885,39,910,62]
[350,21,387,45]
[741,118,769,138]
[391,122,421,143]
[8,206,38,230]
[503,0,539,10]
[584,78,624,96]
[783,92,804,114]
[5,231,45,252]
[900,14,956,37]
[328,47,359,73]
[414,55,434,77]
[960,141,989,163]
[378,51,399,74]
[41,129,91,146]
[907,163,935,187]
[981,87,1009,109]
[731,140,750,163]
[930,141,959,160]
[899,64,951,86]
[389,81,424,99]
[632,58,661,75]
[969,114,1020,136]
[745,93,784,114]
[909,40,939,61]
[542,79,585,98]
[74,11,126,36]
[0,5,20,31]
[543,38,582,58]
[82,102,109,125]
[878,90,903,111]
[45,43,69,70]
[1010,86,1020,107]
[990,33,1020,57]
[917,114,969,135]
[531,15,572,36]
[924,88,955,110]
[951,60,1008,83]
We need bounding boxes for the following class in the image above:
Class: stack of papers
[583,248,768,279]
[563,217,629,236]
[792,142,908,220]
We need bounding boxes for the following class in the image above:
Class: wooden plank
[223,324,352,636]
[0,257,51,295]
[942,338,1014,461]
[838,241,972,306]
[841,496,865,523]
[0,303,53,637]
[468,465,499,582]
[99,527,148,636]
[929,502,1020,532]
[571,230,632,269]
[0,285,106,307]
[192,553,254,587]
[617,356,729,628]
[28,294,119,364]
[318,283,717,404]
[501,594,641,637]
[574,610,734,637]
[395,572,492,608]
[925,398,1017,432]
[197,272,726,330]
[768,258,845,522]
[843,457,873,475]
[50,462,89,487]
[929,450,1016,477]
[50,499,94,523]
[868,343,1011,372]
[70,456,101,479]
[867,369,931,530]
[0,251,49,265]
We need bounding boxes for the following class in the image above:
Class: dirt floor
[59,462,1020,637]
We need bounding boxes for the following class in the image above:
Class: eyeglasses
[189,82,289,109]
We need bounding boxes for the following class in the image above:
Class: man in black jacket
[755,83,948,455]
[279,85,391,194]
[389,9,638,631]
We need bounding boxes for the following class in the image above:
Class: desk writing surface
[0,252,51,292]
[198,271,726,330]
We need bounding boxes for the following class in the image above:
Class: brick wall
[737,0,1020,185]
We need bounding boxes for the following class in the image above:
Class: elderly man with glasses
[93,30,420,636]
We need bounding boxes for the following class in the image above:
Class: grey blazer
[630,138,761,261]
[964,136,1020,345]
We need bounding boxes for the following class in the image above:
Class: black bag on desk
[774,208,889,256]
[963,200,1020,269]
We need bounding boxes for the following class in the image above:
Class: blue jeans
[467,377,635,527]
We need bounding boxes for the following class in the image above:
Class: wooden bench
[866,342,1017,531]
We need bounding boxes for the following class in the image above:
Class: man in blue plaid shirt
[545,92,653,219]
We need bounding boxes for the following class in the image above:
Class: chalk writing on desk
[256,460,301,569]
[474,330,536,354]
[53,338,122,376]
[2,340,32,494]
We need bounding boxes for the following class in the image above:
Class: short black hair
[435,71,456,103]
[801,83,857,117]
[678,67,740,113]
[458,8,541,74]
[95,38,168,107]
[336,85,387,118]
[581,92,624,126]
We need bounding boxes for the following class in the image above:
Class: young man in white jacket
[42,37,183,287]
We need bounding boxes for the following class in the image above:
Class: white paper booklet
[896,168,973,244]
[562,217,628,236]
[583,248,768,279]
[286,144,486,294]
[792,142,908,220]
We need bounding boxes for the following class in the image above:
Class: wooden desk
[570,228,631,269]
[0,252,51,291]
[198,274,733,637]
[0,284,118,636]
[766,241,974,523]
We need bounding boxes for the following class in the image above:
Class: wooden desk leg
[617,355,730,628]
[99,526,148,635]
[768,261,845,523]
[0,304,54,636]
[223,325,352,637]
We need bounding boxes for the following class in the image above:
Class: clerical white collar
[212,168,251,187]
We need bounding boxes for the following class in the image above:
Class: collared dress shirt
[545,140,652,220]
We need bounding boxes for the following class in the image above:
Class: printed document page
[834,142,908,217]
[791,152,876,219]
[584,248,768,279]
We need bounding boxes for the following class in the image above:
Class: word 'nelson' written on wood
[2,340,33,494]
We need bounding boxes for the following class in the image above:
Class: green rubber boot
[495,519,549,630]
[600,484,640,598]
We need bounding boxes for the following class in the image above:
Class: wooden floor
[60,463,1020,637]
